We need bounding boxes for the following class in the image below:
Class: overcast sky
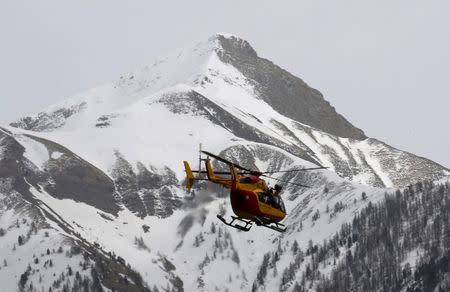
[1,0,449,167]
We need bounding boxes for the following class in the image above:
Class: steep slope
[11,34,364,139]
[2,129,448,291]
[263,179,450,292]
[215,34,366,140]
[0,129,388,291]
[9,34,448,189]
[0,128,151,291]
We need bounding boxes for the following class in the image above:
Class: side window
[258,192,269,204]
[257,192,263,201]
[273,197,280,208]
[279,199,286,213]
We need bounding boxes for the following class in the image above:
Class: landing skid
[252,217,287,233]
[216,215,287,233]
[262,222,286,233]
[216,215,252,232]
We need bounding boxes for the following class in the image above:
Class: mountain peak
[212,33,258,59]
[207,34,367,140]
[212,32,239,39]
[10,33,367,140]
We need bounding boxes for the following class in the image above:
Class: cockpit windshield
[257,192,286,213]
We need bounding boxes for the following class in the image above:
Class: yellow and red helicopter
[183,150,327,232]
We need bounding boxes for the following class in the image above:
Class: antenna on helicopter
[198,143,203,179]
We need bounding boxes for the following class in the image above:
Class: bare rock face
[110,151,181,218]
[0,129,42,200]
[363,138,449,186]
[156,90,321,166]
[38,137,119,215]
[1,127,186,220]
[10,102,87,131]
[216,35,366,140]
[0,128,120,215]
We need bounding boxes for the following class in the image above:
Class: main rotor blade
[191,170,248,175]
[261,174,311,188]
[201,151,255,172]
[261,166,329,174]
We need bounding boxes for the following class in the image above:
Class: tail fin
[205,158,216,181]
[229,164,240,190]
[183,161,195,190]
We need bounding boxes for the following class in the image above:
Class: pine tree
[312,209,320,221]
[67,265,73,276]
[362,192,367,200]
[291,240,299,254]
[91,268,104,292]
[19,270,29,289]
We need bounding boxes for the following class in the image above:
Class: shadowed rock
[110,151,181,218]
[0,128,120,214]
[10,102,87,131]
[216,35,366,140]
[156,90,321,165]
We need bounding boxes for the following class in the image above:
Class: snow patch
[14,135,49,170]
[357,140,394,187]
[51,151,64,159]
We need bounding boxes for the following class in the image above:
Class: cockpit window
[257,192,285,213]
[257,192,271,204]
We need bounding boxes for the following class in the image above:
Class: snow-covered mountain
[10,34,448,188]
[1,34,449,291]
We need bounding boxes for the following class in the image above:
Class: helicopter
[183,149,327,232]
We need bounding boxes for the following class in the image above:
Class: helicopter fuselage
[184,155,287,227]
[229,178,286,222]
